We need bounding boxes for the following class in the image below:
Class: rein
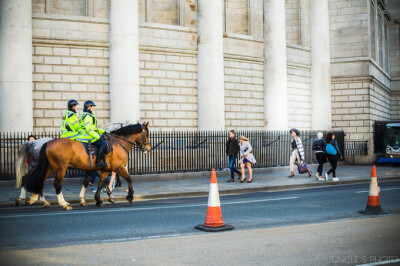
[110,131,149,153]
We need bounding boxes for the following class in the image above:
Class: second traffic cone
[195,169,234,232]
[359,165,390,215]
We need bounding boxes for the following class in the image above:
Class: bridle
[109,130,150,153]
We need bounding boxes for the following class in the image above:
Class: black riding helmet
[68,99,79,111]
[84,100,96,109]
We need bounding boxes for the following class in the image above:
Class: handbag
[297,162,309,174]
[326,143,337,156]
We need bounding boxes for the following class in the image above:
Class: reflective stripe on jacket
[78,111,105,143]
[60,110,81,140]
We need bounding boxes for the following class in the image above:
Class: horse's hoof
[44,203,51,208]
[65,205,73,211]
[108,198,115,204]
[25,200,30,205]
[15,199,23,206]
[80,202,87,207]
[126,196,133,204]
[96,202,104,207]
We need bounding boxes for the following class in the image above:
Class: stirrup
[96,161,108,168]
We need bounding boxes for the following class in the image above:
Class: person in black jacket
[325,132,343,181]
[226,130,242,182]
[312,132,326,181]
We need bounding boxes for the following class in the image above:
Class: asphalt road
[0,180,399,253]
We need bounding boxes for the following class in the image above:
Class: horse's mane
[111,124,143,136]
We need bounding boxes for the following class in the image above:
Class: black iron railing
[344,141,368,164]
[0,130,349,180]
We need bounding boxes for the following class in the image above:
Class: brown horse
[22,123,150,210]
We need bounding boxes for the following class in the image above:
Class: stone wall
[329,0,392,157]
[29,0,314,132]
[388,0,400,119]
[329,0,369,59]
[286,45,311,129]
[392,92,400,120]
[224,57,264,130]
[32,13,110,132]
[139,26,197,130]
[26,0,398,138]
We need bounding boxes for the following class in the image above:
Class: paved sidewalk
[0,164,398,208]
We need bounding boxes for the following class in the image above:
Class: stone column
[263,0,288,130]
[0,0,33,132]
[310,0,331,130]
[197,0,225,130]
[109,0,140,123]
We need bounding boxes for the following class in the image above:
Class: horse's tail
[23,142,49,196]
[15,142,33,188]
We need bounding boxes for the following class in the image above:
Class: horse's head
[136,122,151,153]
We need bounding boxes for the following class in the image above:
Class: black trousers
[315,152,326,175]
[326,154,338,177]
[92,138,107,162]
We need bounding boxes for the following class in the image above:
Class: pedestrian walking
[325,132,343,181]
[289,128,312,178]
[238,136,256,183]
[226,130,242,182]
[312,132,326,181]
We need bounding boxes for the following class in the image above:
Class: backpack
[325,143,337,156]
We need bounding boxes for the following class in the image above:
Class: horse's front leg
[79,171,93,207]
[116,167,134,204]
[94,171,109,207]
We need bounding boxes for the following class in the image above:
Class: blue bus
[377,123,400,164]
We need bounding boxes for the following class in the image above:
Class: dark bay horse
[22,123,150,210]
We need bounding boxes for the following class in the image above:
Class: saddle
[81,135,112,168]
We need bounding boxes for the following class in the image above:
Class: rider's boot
[96,142,108,168]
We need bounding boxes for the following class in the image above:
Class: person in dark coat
[226,130,242,182]
[325,132,343,181]
[312,132,326,181]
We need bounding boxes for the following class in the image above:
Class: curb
[3,175,400,208]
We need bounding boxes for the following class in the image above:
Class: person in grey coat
[238,136,256,183]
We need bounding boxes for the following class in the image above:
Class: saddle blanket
[81,141,111,156]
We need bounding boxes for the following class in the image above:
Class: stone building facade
[0,0,399,162]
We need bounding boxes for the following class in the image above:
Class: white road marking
[356,187,400,193]
[0,196,299,219]
[356,258,400,266]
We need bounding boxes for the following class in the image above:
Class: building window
[378,12,383,67]
[370,0,376,61]
[225,0,249,35]
[46,0,87,16]
[384,23,389,72]
[151,0,179,25]
[285,0,300,45]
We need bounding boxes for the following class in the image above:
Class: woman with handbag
[238,136,256,183]
[325,132,343,181]
[312,132,327,181]
[289,129,312,178]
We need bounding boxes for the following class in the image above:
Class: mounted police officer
[78,100,108,168]
[61,99,81,140]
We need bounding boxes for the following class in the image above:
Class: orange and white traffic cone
[195,169,234,232]
[359,165,390,215]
